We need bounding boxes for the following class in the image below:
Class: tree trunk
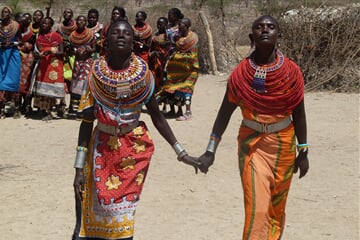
[199,11,218,75]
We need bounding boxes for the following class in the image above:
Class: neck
[76,27,85,33]
[63,19,72,26]
[2,18,10,25]
[108,52,131,70]
[253,47,277,65]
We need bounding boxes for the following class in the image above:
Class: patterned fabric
[19,28,35,94]
[75,54,155,239]
[79,122,154,239]
[0,21,21,92]
[33,31,65,98]
[236,106,295,240]
[160,30,199,96]
[149,33,169,91]
[69,28,95,97]
[227,55,303,239]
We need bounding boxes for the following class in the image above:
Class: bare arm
[198,88,237,173]
[292,99,309,178]
[145,94,200,170]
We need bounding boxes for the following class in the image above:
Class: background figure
[18,13,36,116]
[32,17,65,121]
[149,17,170,93]
[0,6,22,119]
[68,15,96,115]
[57,8,77,116]
[30,9,43,35]
[86,8,103,59]
[158,18,199,121]
[100,6,127,56]
[72,20,199,240]
[198,15,309,240]
[133,10,152,63]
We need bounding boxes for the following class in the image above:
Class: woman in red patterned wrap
[71,20,200,240]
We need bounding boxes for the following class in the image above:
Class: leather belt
[242,116,292,134]
[97,121,139,135]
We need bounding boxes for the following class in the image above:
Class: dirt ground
[0,74,358,240]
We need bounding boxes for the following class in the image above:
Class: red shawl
[228,52,304,115]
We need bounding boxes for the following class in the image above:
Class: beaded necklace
[58,20,77,38]
[89,54,152,111]
[248,50,284,93]
[30,24,40,35]
[69,27,93,46]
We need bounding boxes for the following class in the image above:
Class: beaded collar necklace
[69,27,93,46]
[248,49,284,93]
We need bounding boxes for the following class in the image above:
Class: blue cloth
[0,46,21,92]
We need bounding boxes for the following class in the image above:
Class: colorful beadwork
[89,54,153,111]
[249,50,284,93]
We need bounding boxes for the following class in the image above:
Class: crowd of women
[0,5,199,121]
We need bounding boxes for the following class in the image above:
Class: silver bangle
[74,151,87,168]
[206,138,220,153]
[172,142,185,155]
[177,150,188,162]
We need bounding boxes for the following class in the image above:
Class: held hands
[197,151,215,174]
[178,153,201,174]
[293,151,309,178]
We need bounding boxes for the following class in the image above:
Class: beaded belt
[97,121,139,136]
[242,116,292,134]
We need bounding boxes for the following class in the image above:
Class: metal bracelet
[172,142,185,156]
[177,150,188,162]
[206,138,220,154]
[74,151,87,168]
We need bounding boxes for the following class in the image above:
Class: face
[33,10,43,23]
[135,12,145,25]
[76,16,86,29]
[87,13,98,27]
[178,19,189,36]
[63,9,73,20]
[168,11,176,24]
[107,21,133,54]
[40,19,52,33]
[250,16,280,48]
[157,19,167,33]
[111,9,121,22]
[21,14,32,28]
[1,7,11,20]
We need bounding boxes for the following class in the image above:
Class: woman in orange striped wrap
[198,15,309,240]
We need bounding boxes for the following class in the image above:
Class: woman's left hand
[293,151,309,178]
[178,154,201,174]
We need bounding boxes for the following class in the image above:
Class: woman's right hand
[198,152,215,174]
[73,168,84,201]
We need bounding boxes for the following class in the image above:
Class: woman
[69,15,96,114]
[198,15,309,239]
[33,17,65,120]
[133,10,152,63]
[72,20,199,240]
[87,8,103,59]
[18,13,36,116]
[30,9,43,35]
[0,6,22,119]
[158,18,199,121]
[57,8,77,113]
[100,6,127,56]
[149,17,170,92]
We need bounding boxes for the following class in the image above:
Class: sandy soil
[0,74,358,240]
